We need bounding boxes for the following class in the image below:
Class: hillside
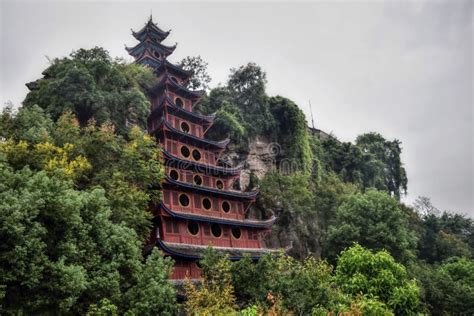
[1,48,473,315]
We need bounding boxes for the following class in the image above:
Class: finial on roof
[149,9,153,22]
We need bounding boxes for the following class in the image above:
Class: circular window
[232,227,241,239]
[171,76,179,84]
[216,180,224,190]
[222,201,231,213]
[211,224,222,238]
[175,97,184,108]
[179,194,190,207]
[192,149,201,161]
[194,175,203,186]
[202,198,212,210]
[154,51,161,59]
[180,122,190,133]
[195,261,202,269]
[187,221,199,236]
[169,169,179,181]
[180,146,190,158]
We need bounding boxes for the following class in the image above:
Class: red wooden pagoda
[127,16,276,280]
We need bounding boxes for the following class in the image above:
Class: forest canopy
[1,48,472,315]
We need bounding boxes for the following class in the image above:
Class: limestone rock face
[225,136,278,191]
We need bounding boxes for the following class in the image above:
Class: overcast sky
[1,0,472,216]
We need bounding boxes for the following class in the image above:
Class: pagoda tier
[158,203,276,228]
[132,16,171,43]
[162,149,242,176]
[125,40,176,60]
[148,73,205,101]
[163,176,258,200]
[128,17,277,280]
[151,118,230,150]
[149,94,215,132]
[155,59,194,81]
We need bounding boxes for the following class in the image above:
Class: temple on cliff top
[127,16,277,280]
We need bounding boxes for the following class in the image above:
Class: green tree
[327,190,417,263]
[268,96,313,170]
[0,107,171,314]
[185,248,236,315]
[335,244,421,315]
[179,55,212,91]
[24,47,154,136]
[124,249,177,315]
[417,211,473,263]
[356,132,408,199]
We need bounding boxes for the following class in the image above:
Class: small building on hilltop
[127,16,278,280]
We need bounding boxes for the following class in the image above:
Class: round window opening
[192,149,201,161]
[171,77,179,84]
[180,146,190,158]
[169,169,179,181]
[188,221,199,236]
[179,194,190,207]
[194,175,203,186]
[202,198,212,210]
[180,122,190,133]
[211,223,222,238]
[175,97,184,108]
[195,261,202,269]
[216,180,224,190]
[232,227,241,239]
[222,201,231,213]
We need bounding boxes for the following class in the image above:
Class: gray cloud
[1,1,472,215]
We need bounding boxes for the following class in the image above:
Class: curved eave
[156,60,193,80]
[157,240,278,261]
[149,75,205,100]
[156,119,229,149]
[159,203,275,228]
[126,41,176,58]
[132,20,170,42]
[164,176,258,200]
[161,149,241,175]
[151,96,214,123]
[136,56,162,69]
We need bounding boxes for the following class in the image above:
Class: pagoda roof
[157,240,280,261]
[155,59,193,80]
[159,203,276,228]
[153,118,230,149]
[164,175,258,200]
[135,56,162,69]
[148,73,205,100]
[150,94,215,124]
[161,149,242,176]
[132,16,170,42]
[126,40,176,59]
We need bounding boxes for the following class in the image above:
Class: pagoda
[127,16,277,280]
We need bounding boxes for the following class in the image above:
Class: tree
[0,107,169,313]
[179,55,212,91]
[259,172,317,259]
[23,47,154,136]
[227,63,274,137]
[335,244,421,315]
[417,211,473,263]
[327,189,418,263]
[268,96,313,170]
[185,248,236,315]
[124,249,177,315]
[356,132,408,199]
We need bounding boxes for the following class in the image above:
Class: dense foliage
[1,47,472,315]
[186,245,421,315]
[0,106,175,314]
[23,47,154,136]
